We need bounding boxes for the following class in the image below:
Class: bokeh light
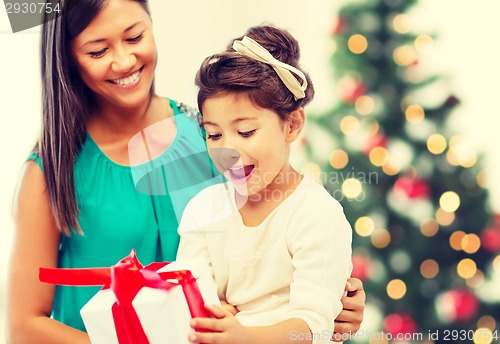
[348,34,368,54]
[450,231,466,251]
[420,259,439,279]
[405,104,425,124]
[393,45,417,66]
[462,233,481,254]
[369,146,389,166]
[476,170,488,189]
[427,133,447,154]
[449,135,478,168]
[371,228,391,248]
[457,258,477,279]
[355,95,376,115]
[440,191,460,212]
[389,251,412,273]
[466,270,484,289]
[329,149,349,169]
[382,160,401,176]
[473,328,493,344]
[436,208,455,226]
[340,115,360,135]
[477,315,497,331]
[493,255,500,272]
[355,216,375,237]
[392,13,410,33]
[420,218,439,237]
[415,34,434,53]
[365,118,380,136]
[342,178,363,199]
[387,279,407,299]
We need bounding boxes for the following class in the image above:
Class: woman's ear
[285,108,305,143]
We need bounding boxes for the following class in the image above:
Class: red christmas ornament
[445,95,460,107]
[332,17,347,35]
[439,290,479,322]
[351,254,373,281]
[384,313,417,336]
[338,76,367,103]
[393,176,431,199]
[480,226,500,253]
[364,133,388,156]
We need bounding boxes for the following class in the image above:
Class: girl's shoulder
[293,176,344,212]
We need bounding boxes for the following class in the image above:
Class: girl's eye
[207,133,222,140]
[88,49,107,58]
[239,130,256,138]
[127,33,144,43]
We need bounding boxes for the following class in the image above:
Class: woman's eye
[239,130,256,137]
[127,33,144,43]
[207,133,222,140]
[88,49,107,58]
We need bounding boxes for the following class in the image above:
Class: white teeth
[112,69,141,85]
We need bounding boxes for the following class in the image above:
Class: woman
[6,0,365,343]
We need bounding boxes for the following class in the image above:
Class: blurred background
[1,0,499,342]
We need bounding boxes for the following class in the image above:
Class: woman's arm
[332,277,366,342]
[6,161,90,344]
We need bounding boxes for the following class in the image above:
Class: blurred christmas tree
[303,0,500,342]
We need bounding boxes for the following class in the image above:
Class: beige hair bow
[232,36,308,100]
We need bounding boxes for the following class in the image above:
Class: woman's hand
[188,304,249,344]
[331,277,366,342]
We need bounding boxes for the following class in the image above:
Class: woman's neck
[87,92,166,141]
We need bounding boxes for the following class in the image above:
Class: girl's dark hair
[195,25,315,121]
[39,0,150,235]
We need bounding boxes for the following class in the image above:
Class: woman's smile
[107,66,144,88]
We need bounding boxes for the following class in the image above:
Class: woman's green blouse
[29,100,221,331]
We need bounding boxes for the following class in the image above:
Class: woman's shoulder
[27,148,43,171]
[169,98,201,123]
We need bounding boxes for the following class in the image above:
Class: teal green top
[29,99,222,331]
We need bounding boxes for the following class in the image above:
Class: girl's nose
[210,148,241,170]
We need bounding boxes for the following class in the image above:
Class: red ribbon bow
[39,249,210,344]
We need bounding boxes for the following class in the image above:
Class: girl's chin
[232,183,265,201]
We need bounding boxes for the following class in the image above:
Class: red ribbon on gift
[39,249,211,344]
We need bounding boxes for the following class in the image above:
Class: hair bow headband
[232,36,308,100]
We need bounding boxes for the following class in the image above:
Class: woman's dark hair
[195,25,315,121]
[38,0,150,235]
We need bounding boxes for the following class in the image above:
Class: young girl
[7,1,363,343]
[176,26,353,344]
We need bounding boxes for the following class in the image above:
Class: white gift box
[80,259,220,344]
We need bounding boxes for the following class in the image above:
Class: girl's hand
[331,277,366,342]
[188,304,249,344]
[220,300,239,316]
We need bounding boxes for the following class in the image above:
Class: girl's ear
[285,108,305,143]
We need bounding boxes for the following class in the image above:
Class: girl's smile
[227,164,255,184]
[202,92,302,201]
